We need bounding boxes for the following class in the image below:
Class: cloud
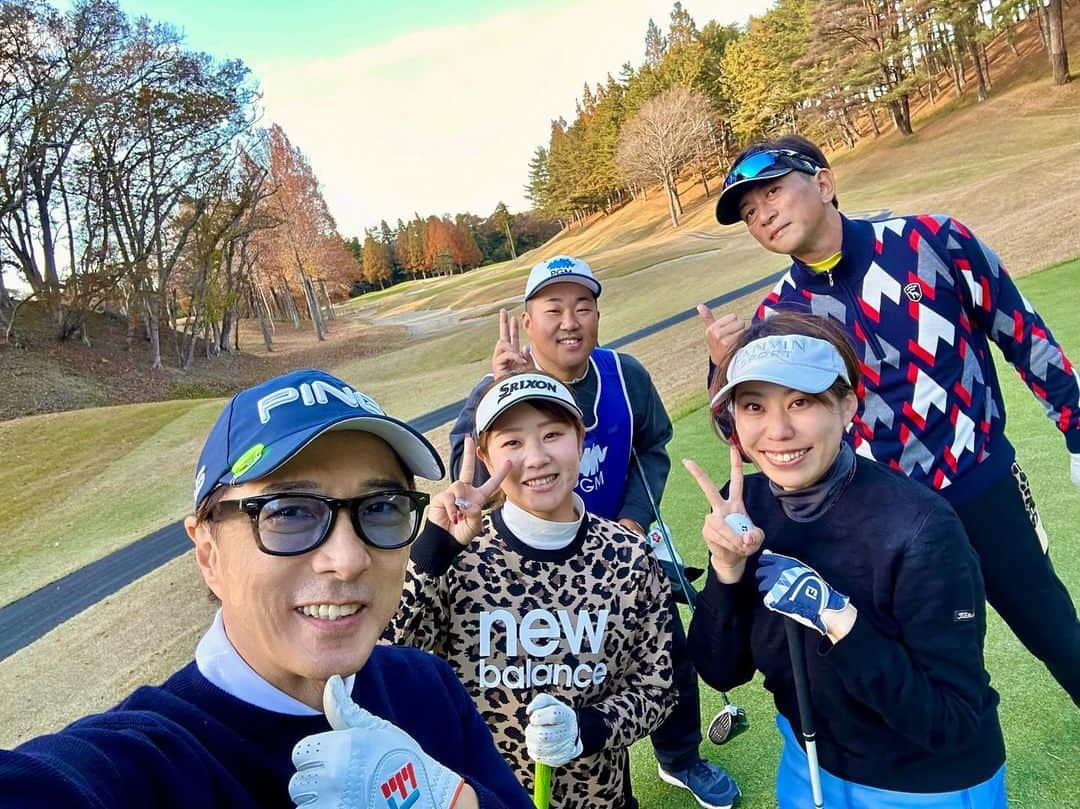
[251,0,772,235]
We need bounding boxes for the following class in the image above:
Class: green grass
[625,259,1080,807]
[0,399,223,604]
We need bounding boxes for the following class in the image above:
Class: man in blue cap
[0,369,531,809]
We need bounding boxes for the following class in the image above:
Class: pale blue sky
[101,1,775,235]
[116,0,565,62]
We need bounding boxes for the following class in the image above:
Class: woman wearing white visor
[389,371,677,809]
[684,311,1007,808]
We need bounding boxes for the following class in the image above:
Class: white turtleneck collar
[195,609,356,716]
[501,493,586,550]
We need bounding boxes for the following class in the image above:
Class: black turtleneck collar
[769,441,857,523]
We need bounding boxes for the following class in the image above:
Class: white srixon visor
[475,373,583,434]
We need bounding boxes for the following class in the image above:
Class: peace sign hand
[428,435,512,546]
[491,308,535,380]
[683,445,765,584]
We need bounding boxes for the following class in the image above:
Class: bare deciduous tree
[615,86,713,227]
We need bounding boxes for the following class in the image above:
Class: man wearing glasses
[0,369,532,809]
[699,135,1080,706]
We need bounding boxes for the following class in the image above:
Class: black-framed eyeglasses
[209,490,430,556]
[723,149,821,191]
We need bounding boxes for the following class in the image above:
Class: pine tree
[392,218,409,280]
[361,231,391,289]
[453,214,484,268]
[668,1,699,47]
[526,146,552,214]
[809,0,916,136]
[645,18,667,65]
[492,202,517,259]
[407,214,427,276]
[721,0,810,141]
[581,82,596,115]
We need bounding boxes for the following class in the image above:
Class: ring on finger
[454,497,471,510]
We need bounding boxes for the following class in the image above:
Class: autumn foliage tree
[249,124,358,341]
[0,0,257,365]
[361,231,391,289]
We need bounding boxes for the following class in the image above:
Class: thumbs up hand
[289,675,470,809]
[697,304,746,367]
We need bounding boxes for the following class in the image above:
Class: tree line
[0,0,362,364]
[0,0,561,364]
[347,204,560,294]
[528,0,1072,229]
[2,0,1071,365]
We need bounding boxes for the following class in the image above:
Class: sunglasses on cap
[209,490,430,555]
[722,148,822,191]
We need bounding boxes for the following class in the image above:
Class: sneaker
[657,759,740,809]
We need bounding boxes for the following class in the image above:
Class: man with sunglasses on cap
[448,256,741,809]
[699,134,1080,706]
[0,369,532,809]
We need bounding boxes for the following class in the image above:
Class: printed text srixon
[496,378,559,404]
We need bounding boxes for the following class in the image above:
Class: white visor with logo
[475,373,583,434]
[711,334,849,407]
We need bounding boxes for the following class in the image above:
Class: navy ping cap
[193,369,444,510]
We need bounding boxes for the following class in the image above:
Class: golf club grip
[533,762,552,809]
[784,620,816,740]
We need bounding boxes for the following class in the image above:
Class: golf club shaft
[631,450,737,709]
[533,762,552,809]
[631,451,696,609]
[784,620,824,809]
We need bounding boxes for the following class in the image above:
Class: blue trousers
[775,715,1007,809]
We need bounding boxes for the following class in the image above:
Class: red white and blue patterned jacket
[752,214,1080,504]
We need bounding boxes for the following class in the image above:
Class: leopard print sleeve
[388,554,454,657]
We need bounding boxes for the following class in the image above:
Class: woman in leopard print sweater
[389,371,677,809]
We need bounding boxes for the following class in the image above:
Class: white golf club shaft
[784,619,824,809]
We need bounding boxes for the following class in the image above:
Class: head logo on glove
[289,675,465,809]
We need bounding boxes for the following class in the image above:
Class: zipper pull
[828,270,834,287]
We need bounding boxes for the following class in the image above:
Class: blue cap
[193,369,444,510]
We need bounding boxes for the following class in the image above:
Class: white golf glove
[525,693,582,767]
[289,674,466,809]
[1071,452,1080,489]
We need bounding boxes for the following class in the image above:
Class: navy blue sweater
[0,645,531,808]
[688,458,1005,793]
